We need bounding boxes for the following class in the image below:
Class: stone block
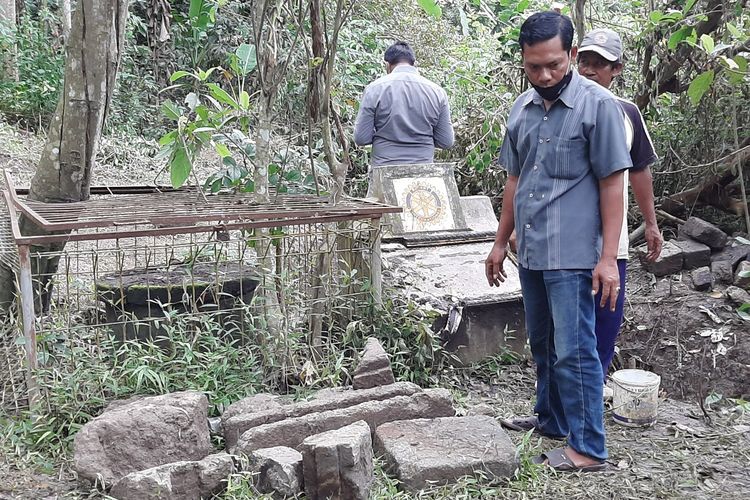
[234,389,454,454]
[373,416,518,493]
[301,420,373,500]
[726,286,750,305]
[671,239,711,270]
[221,393,285,425]
[712,260,734,284]
[711,243,750,272]
[352,338,395,390]
[639,240,683,276]
[735,261,750,289]
[678,217,728,249]
[224,382,421,449]
[248,446,303,498]
[690,266,713,292]
[73,391,213,487]
[109,452,235,500]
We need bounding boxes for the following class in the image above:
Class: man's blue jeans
[518,266,607,461]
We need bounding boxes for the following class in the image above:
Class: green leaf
[215,142,231,158]
[682,0,698,14]
[189,0,204,19]
[161,101,181,120]
[700,34,714,54]
[668,27,692,50]
[239,90,250,110]
[418,0,442,19]
[729,55,747,85]
[169,70,192,82]
[235,44,257,76]
[687,70,714,105]
[649,10,663,23]
[159,131,178,146]
[170,147,192,188]
[207,83,239,109]
[726,22,742,39]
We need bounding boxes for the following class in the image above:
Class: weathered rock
[74,391,213,487]
[352,338,395,390]
[248,446,303,498]
[374,416,518,493]
[208,417,222,435]
[726,286,750,305]
[690,266,714,292]
[734,260,750,289]
[466,403,496,417]
[712,260,735,284]
[678,217,728,249]
[221,393,284,424]
[109,452,235,500]
[711,243,750,272]
[301,420,373,500]
[224,382,422,449]
[671,239,711,270]
[234,388,454,454]
[639,240,683,276]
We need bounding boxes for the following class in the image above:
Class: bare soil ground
[1,123,750,498]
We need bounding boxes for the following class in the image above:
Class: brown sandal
[532,447,609,473]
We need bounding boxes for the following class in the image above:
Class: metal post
[18,244,38,405]
[371,217,382,306]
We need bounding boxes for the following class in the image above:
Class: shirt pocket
[549,138,588,180]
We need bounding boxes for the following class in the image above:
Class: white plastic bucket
[611,369,661,427]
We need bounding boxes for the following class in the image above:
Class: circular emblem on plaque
[403,181,446,225]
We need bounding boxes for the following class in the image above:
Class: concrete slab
[384,241,521,307]
[374,416,517,493]
[384,241,526,364]
[459,196,498,233]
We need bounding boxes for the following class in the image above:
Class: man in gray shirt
[487,11,630,472]
[353,41,454,166]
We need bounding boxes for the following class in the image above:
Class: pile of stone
[73,338,518,499]
[638,216,750,299]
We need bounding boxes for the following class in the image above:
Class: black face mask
[532,70,573,101]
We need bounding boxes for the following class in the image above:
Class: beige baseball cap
[578,28,622,62]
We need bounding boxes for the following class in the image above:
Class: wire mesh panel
[0,192,25,412]
[0,178,398,411]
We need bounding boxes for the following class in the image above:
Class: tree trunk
[0,0,129,312]
[60,0,71,43]
[0,0,18,81]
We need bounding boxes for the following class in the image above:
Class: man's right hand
[485,243,508,287]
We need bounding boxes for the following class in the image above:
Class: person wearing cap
[486,11,631,472]
[354,41,454,179]
[577,28,662,387]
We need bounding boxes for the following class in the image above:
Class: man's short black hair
[384,41,415,65]
[519,11,574,52]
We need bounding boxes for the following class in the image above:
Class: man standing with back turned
[485,11,631,471]
[354,41,454,172]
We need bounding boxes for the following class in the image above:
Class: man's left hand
[644,223,662,262]
[592,258,619,311]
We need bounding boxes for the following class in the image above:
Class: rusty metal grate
[3,171,400,239]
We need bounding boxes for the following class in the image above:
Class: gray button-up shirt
[354,65,454,165]
[499,70,632,271]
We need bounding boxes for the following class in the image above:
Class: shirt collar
[523,69,581,109]
[392,65,418,74]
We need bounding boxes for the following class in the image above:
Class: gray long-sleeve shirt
[354,65,454,165]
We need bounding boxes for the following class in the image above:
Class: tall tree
[0,0,129,311]
[0,0,17,81]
